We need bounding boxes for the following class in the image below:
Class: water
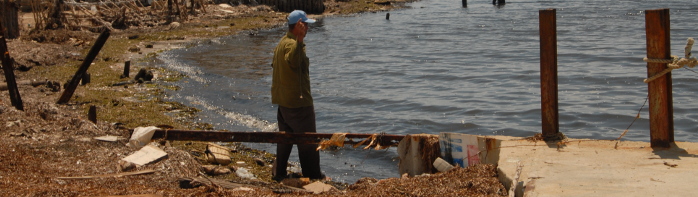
[144,0,698,183]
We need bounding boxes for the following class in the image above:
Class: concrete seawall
[494,136,698,196]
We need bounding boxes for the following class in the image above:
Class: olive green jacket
[271,32,313,108]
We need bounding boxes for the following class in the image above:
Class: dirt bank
[1,0,508,196]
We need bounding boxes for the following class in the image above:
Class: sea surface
[142,0,698,183]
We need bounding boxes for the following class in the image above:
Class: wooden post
[498,0,506,5]
[463,0,467,8]
[57,29,110,104]
[1,0,20,39]
[81,72,90,85]
[121,60,130,78]
[167,0,173,23]
[539,9,559,140]
[645,9,674,148]
[0,22,22,110]
[386,13,390,20]
[88,105,96,123]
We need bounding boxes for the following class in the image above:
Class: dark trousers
[272,105,323,179]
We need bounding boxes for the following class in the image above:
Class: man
[270,10,324,181]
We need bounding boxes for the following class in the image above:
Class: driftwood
[56,169,157,179]
[0,80,60,91]
[178,176,310,193]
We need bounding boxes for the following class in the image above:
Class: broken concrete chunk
[128,126,158,148]
[121,144,167,166]
[303,181,336,194]
[206,143,232,165]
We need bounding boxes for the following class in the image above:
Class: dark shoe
[309,173,330,181]
[272,176,286,182]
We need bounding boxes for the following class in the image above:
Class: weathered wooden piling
[0,22,22,110]
[81,72,90,85]
[88,105,97,123]
[1,0,20,39]
[462,0,467,8]
[539,9,560,140]
[386,13,390,20]
[121,61,131,78]
[644,8,674,148]
[57,29,110,104]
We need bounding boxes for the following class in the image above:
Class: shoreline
[2,1,518,196]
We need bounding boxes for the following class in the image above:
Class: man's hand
[292,19,308,43]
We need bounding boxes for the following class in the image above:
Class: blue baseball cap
[288,10,316,24]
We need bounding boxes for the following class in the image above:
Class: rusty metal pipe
[150,129,405,146]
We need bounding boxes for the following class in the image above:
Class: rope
[643,38,698,83]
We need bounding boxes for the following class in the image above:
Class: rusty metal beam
[539,9,560,140]
[150,129,405,146]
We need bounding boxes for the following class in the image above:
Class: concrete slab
[495,136,698,197]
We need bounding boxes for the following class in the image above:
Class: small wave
[184,96,277,132]
[157,52,210,84]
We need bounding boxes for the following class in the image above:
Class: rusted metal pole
[57,29,110,104]
[0,22,22,110]
[539,9,560,140]
[645,8,674,148]
[150,129,405,146]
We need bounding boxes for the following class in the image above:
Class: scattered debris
[206,143,232,165]
[280,177,310,188]
[94,135,121,142]
[664,162,678,168]
[433,157,454,172]
[128,126,159,148]
[122,144,168,166]
[201,165,232,175]
[235,167,257,180]
[134,68,154,83]
[254,158,266,166]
